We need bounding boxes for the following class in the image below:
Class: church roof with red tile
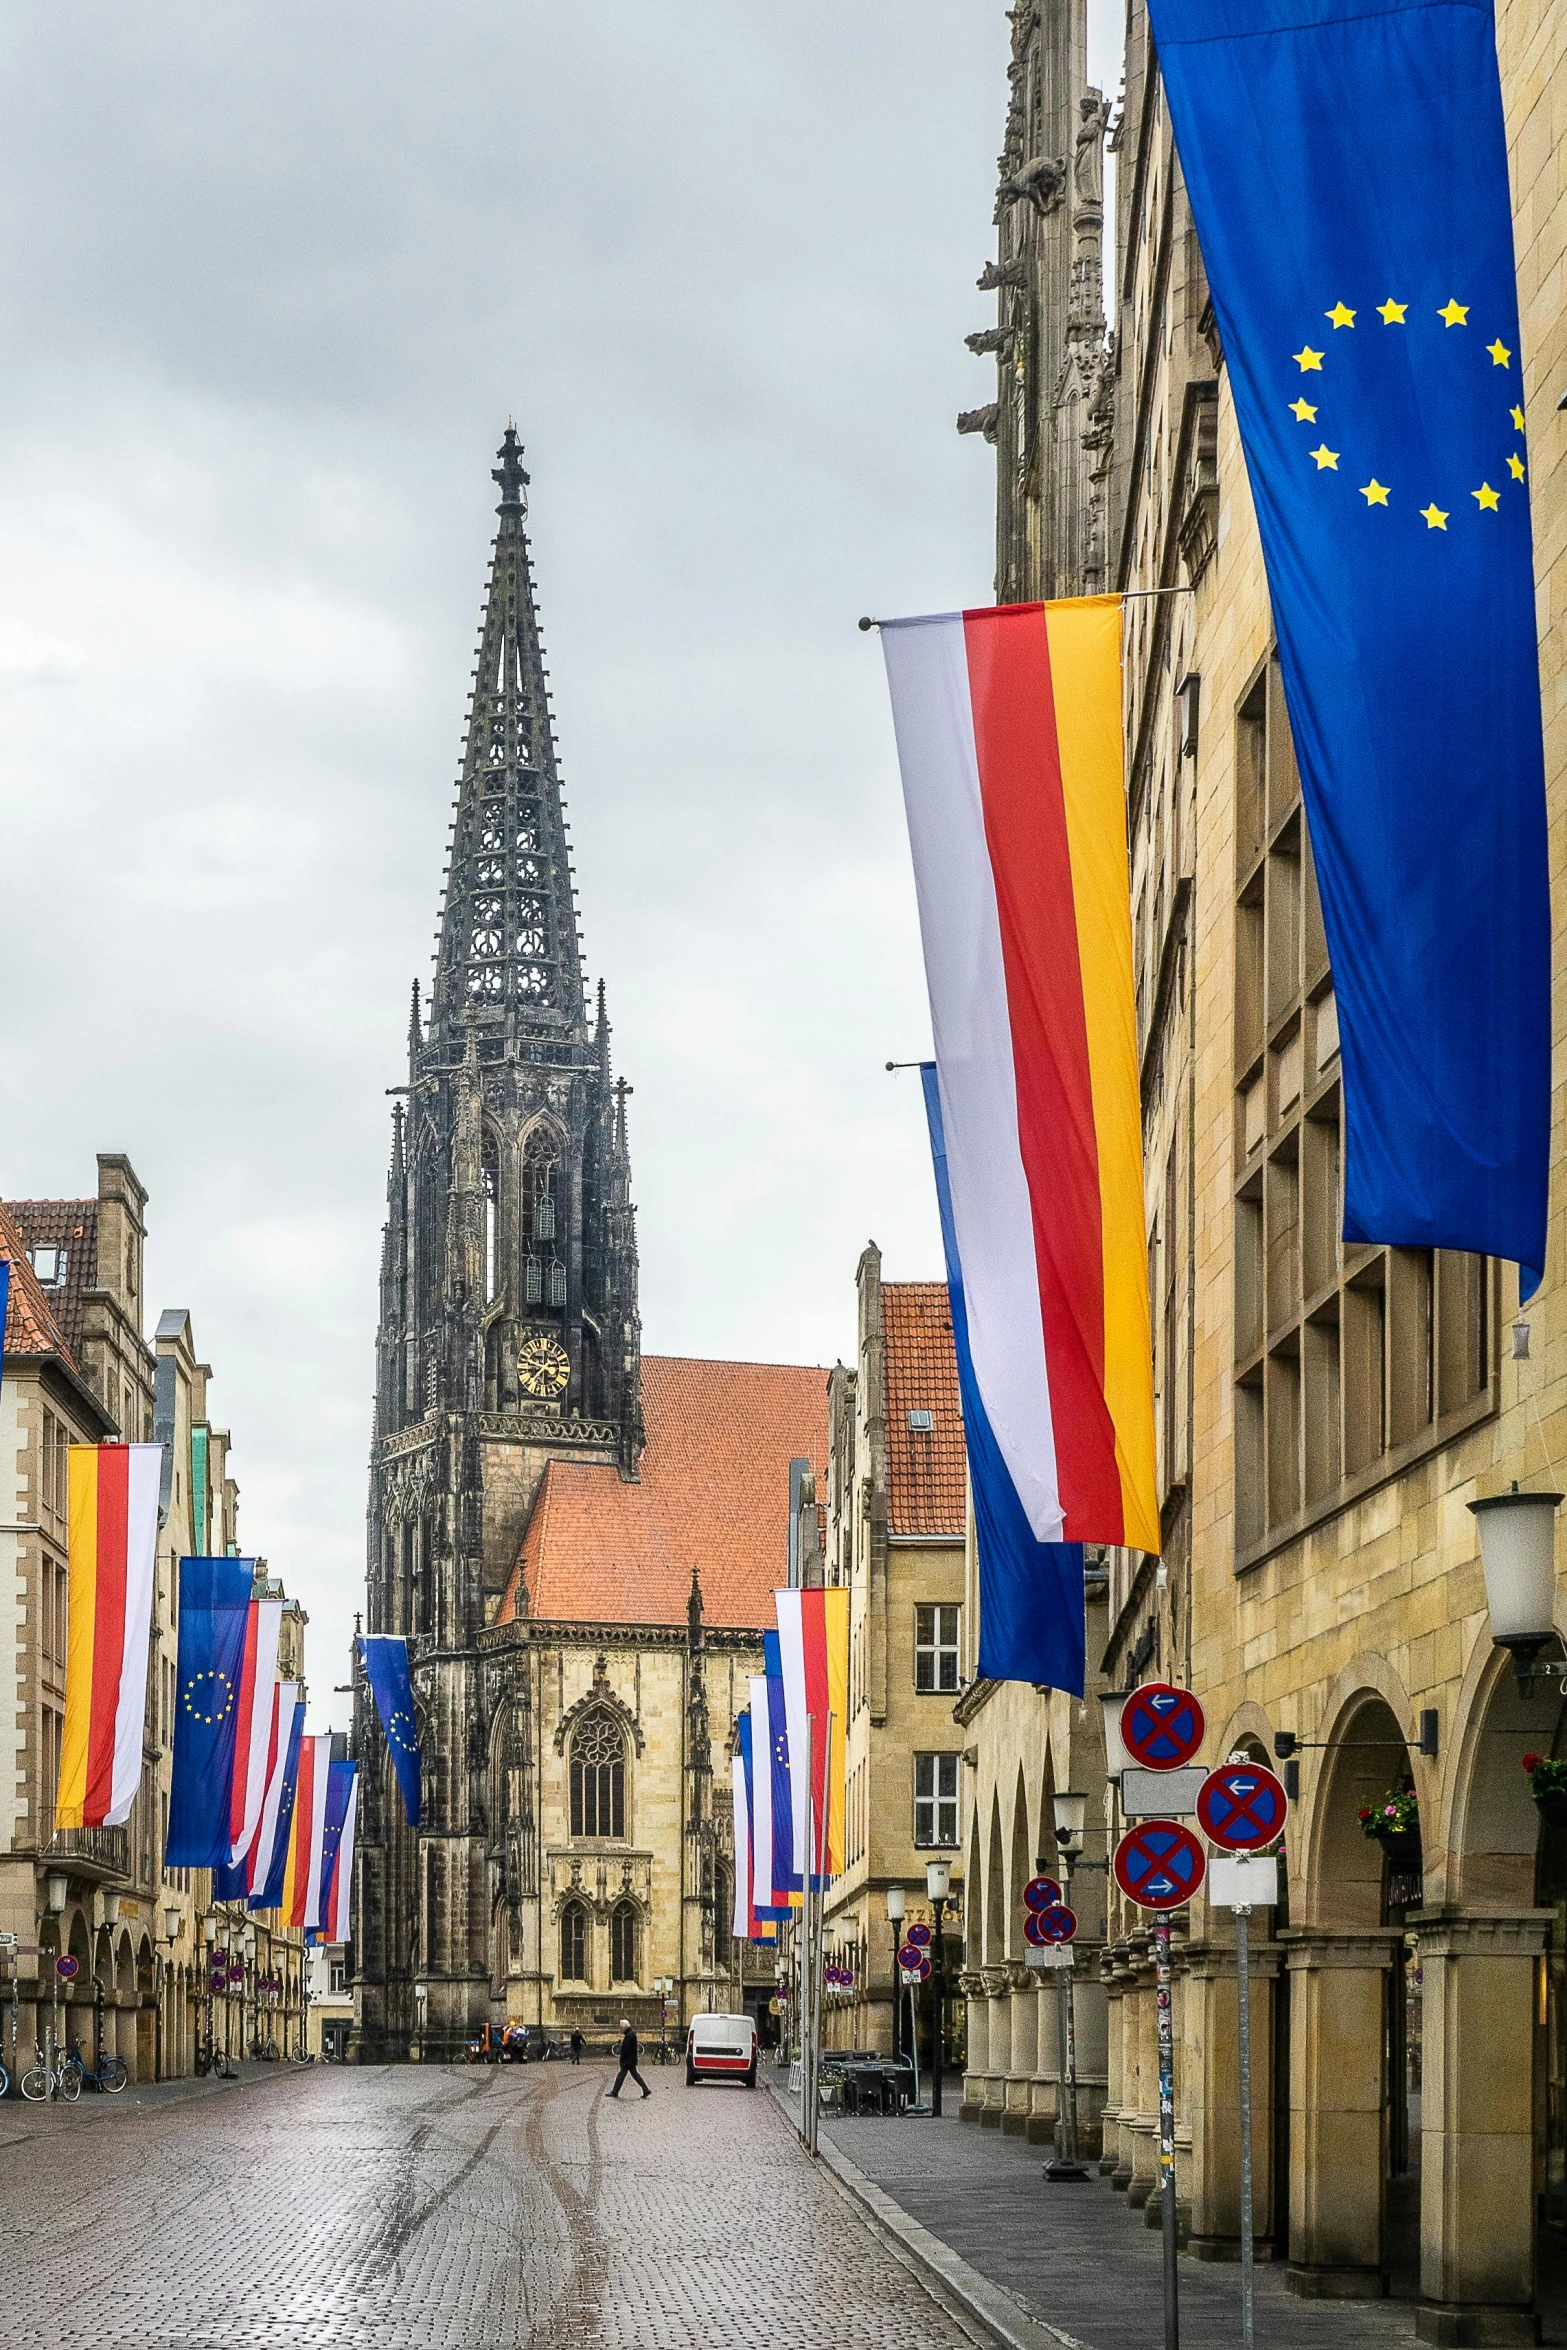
[0,1199,79,1368]
[500,1354,828,1631]
[883,1281,966,1541]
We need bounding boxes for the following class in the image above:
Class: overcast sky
[0,2,1122,1721]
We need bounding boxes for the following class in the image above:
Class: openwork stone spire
[429,427,585,1054]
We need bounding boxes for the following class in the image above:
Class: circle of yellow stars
[388,1705,419,1752]
[181,1666,237,1726]
[1288,297,1525,525]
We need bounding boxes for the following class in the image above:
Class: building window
[1232,651,1490,1562]
[569,1712,626,1840]
[27,1245,64,1285]
[914,1753,960,1849]
[560,1901,589,1982]
[610,1901,638,1983]
[329,1958,347,1996]
[914,1605,961,1694]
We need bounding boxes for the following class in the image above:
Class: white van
[685,2010,758,2088]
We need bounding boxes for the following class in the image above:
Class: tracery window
[560,1901,588,1982]
[482,1134,499,1303]
[610,1901,638,1983]
[570,1711,625,1840]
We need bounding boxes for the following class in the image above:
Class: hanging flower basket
[1522,1754,1567,1829]
[1358,1786,1419,1850]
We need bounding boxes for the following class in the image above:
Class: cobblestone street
[0,2063,980,2350]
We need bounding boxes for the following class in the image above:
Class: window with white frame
[914,1604,961,1694]
[914,1752,960,1849]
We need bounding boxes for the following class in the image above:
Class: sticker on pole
[1023,1874,1064,1912]
[1196,1762,1289,1853]
[904,1922,932,1949]
[1113,1820,1206,1910]
[55,1954,78,1980]
[1023,1903,1077,1946]
[1121,1682,1205,1770]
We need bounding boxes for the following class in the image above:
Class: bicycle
[20,2045,80,2102]
[64,2043,127,2094]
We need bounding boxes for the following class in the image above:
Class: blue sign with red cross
[905,1922,932,1949]
[1113,1820,1206,1911]
[1024,1903,1077,1946]
[1023,1875,1063,1913]
[1196,1762,1289,1853]
[898,1945,932,1979]
[1120,1682,1205,1770]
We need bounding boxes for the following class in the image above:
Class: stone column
[1003,1966,1035,2133]
[960,1969,990,2120]
[1100,1961,1126,2176]
[1027,1970,1057,2144]
[1415,1909,1551,2345]
[1284,1929,1400,2298]
[982,1969,1012,2124]
[1074,1955,1110,2159]
[1183,1932,1281,2260]
[1126,1949,1160,2209]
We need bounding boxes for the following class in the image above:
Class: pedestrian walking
[569,2029,583,2066]
[608,2018,650,2099]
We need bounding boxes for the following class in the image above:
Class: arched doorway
[1294,1688,1419,2299]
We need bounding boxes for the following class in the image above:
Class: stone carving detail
[957,405,1000,443]
[965,326,1016,360]
[996,153,1066,220]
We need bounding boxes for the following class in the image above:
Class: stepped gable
[500,1354,828,1631]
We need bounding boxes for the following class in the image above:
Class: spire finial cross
[492,425,530,514]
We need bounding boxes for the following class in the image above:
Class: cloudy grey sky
[0,3,1121,1720]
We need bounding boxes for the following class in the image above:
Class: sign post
[1199,1758,1288,2350]
[1116,1683,1208,2350]
[1025,1902,1084,2180]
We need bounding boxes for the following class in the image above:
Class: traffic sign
[55,1954,78,1980]
[1023,1874,1064,1912]
[1114,1819,1206,1910]
[899,1950,932,1982]
[1197,1762,1289,1853]
[1024,1903,1077,1946]
[1121,1682,1205,1770]
[905,1922,932,1949]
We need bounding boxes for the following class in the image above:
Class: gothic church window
[482,1134,500,1304]
[560,1901,588,1982]
[570,1711,625,1840]
[609,1901,638,1983]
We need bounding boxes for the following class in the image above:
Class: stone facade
[821,1251,967,2063]
[959,0,1567,2332]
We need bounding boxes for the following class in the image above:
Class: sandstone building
[956,0,1567,2332]
[355,435,826,2061]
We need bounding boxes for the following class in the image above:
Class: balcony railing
[42,1827,131,1877]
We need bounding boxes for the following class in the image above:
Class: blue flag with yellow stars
[358,1633,421,1828]
[1148,0,1549,1291]
[167,1556,255,1868]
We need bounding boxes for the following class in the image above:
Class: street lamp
[44,1873,68,1916]
[1099,1692,1134,1782]
[1052,1791,1089,1860]
[243,1925,257,2061]
[885,1886,905,2061]
[925,1861,950,2120]
[1471,1486,1563,1687]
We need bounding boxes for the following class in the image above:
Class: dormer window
[28,1246,64,1286]
[907,1408,934,1433]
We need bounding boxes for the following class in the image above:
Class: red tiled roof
[4,1199,96,1361]
[500,1354,829,1631]
[0,1199,79,1369]
[883,1282,966,1539]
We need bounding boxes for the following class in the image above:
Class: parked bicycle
[20,2044,80,2102]
[64,2042,127,2094]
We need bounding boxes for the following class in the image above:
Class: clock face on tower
[517,1331,570,1400]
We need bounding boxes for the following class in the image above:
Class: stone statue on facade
[1074,91,1111,212]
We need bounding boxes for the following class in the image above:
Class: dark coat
[618,2028,639,2069]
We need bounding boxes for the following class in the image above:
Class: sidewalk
[780,2078,1566,2350]
[0,2055,305,2147]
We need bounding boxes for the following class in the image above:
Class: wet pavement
[0,2060,981,2350]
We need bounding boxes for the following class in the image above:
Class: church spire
[429,429,586,1056]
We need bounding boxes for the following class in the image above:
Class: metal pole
[931,1896,945,2119]
[1237,1902,1255,2350]
[890,1924,900,2062]
[1064,1963,1081,2167]
[1155,1915,1180,2350]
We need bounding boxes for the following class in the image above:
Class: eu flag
[358,1634,421,1828]
[167,1557,255,1868]
[310,1759,356,1942]
[922,1066,1086,1693]
[1148,0,1549,1289]
[763,1630,800,1902]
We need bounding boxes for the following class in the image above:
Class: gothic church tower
[356,432,641,2060]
